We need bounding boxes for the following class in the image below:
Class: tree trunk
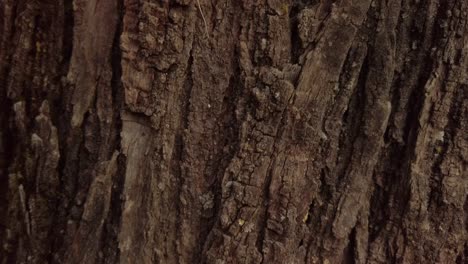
[0,0,467,263]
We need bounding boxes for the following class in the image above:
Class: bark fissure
[1,0,467,263]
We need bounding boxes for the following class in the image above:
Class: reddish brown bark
[0,0,467,263]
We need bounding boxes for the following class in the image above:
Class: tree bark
[0,0,467,263]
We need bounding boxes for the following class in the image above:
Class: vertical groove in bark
[0,0,17,253]
[99,0,126,262]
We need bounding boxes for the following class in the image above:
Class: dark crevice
[298,238,304,247]
[61,0,74,75]
[368,1,441,253]
[368,150,402,242]
[429,0,453,48]
[400,59,432,154]
[101,153,126,264]
[304,202,314,225]
[0,0,20,79]
[369,71,408,243]
[318,168,333,208]
[383,72,402,144]
[335,53,369,188]
[256,159,274,264]
[289,0,320,64]
[400,0,439,149]
[289,3,302,64]
[47,1,76,261]
[52,0,75,178]
[101,0,125,262]
[181,52,194,132]
[342,226,357,264]
[172,130,185,264]
[50,119,86,263]
[23,13,41,127]
[171,40,194,264]
[0,69,16,264]
[0,3,32,263]
[0,1,18,255]
[455,240,468,264]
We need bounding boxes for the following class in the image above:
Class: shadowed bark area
[0,0,467,263]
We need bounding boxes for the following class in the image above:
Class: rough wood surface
[0,0,467,263]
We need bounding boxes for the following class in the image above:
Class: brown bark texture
[0,0,467,263]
